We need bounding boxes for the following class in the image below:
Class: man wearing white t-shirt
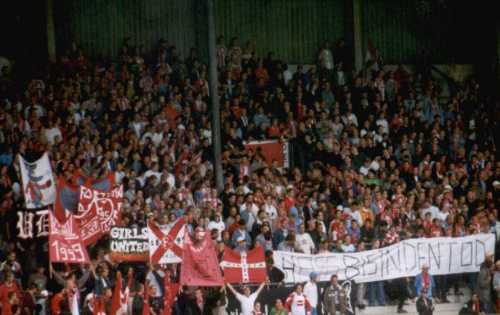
[295,223,316,254]
[226,282,266,315]
[304,272,319,315]
[207,211,225,241]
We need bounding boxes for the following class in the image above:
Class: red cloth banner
[220,246,267,284]
[49,211,89,264]
[54,172,115,222]
[76,185,123,246]
[244,140,289,168]
[180,232,223,286]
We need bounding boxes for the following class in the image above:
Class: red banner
[49,211,89,264]
[244,140,289,167]
[76,185,123,246]
[180,232,223,287]
[220,246,267,284]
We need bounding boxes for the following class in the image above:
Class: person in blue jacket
[415,264,435,300]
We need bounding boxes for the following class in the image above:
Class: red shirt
[0,282,21,307]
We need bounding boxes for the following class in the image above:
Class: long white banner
[274,234,495,283]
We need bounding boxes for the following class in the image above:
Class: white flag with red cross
[147,218,186,264]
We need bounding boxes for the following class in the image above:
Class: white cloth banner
[19,153,56,209]
[274,234,495,283]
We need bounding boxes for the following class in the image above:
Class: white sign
[148,218,186,264]
[19,153,56,209]
[274,234,495,283]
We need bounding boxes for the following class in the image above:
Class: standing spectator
[285,284,311,315]
[415,264,435,300]
[303,272,319,315]
[492,260,500,313]
[226,282,266,315]
[475,252,494,313]
[459,293,487,315]
[322,274,347,315]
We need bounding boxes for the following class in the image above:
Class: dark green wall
[215,0,345,63]
[54,0,487,65]
[55,0,346,63]
[55,0,199,58]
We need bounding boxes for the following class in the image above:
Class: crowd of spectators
[0,34,499,315]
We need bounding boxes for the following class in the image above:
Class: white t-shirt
[146,270,165,298]
[303,282,318,307]
[208,220,226,241]
[44,127,62,145]
[295,233,315,254]
[234,292,258,315]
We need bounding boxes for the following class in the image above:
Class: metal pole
[207,0,224,192]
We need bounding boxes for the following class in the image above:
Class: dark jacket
[416,296,433,315]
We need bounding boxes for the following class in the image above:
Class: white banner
[274,234,495,283]
[19,153,56,208]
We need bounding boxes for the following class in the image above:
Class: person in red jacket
[0,272,21,312]
[1,292,20,315]
[285,284,311,315]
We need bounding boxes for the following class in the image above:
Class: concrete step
[358,302,463,315]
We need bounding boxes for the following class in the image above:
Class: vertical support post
[47,0,57,62]
[353,0,363,72]
[207,0,224,193]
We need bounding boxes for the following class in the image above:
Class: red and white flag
[180,231,223,286]
[49,211,89,264]
[19,152,56,209]
[110,272,130,315]
[220,246,267,283]
[148,218,186,265]
[76,185,123,246]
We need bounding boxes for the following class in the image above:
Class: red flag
[147,218,186,265]
[142,282,150,315]
[76,185,123,245]
[110,271,122,315]
[220,246,267,284]
[180,231,223,286]
[48,211,90,264]
[162,273,179,315]
[92,296,106,315]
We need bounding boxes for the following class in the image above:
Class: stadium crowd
[0,35,499,315]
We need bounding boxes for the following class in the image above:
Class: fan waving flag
[148,218,186,264]
[49,211,89,264]
[180,229,223,286]
[19,153,56,209]
[221,246,267,284]
[76,185,123,246]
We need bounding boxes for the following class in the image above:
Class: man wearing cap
[303,272,319,315]
[415,264,435,300]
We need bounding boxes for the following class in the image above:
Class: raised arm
[225,282,238,296]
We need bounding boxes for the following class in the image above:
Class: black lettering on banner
[417,242,427,270]
[428,243,441,269]
[363,253,379,276]
[385,249,401,276]
[447,241,458,271]
[474,239,486,267]
[403,242,416,272]
[281,254,296,283]
[343,255,360,280]
[460,241,473,267]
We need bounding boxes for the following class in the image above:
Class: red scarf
[422,272,430,289]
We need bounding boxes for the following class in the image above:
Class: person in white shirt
[226,281,266,315]
[208,211,226,241]
[303,272,319,315]
[286,284,312,315]
[295,223,316,254]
